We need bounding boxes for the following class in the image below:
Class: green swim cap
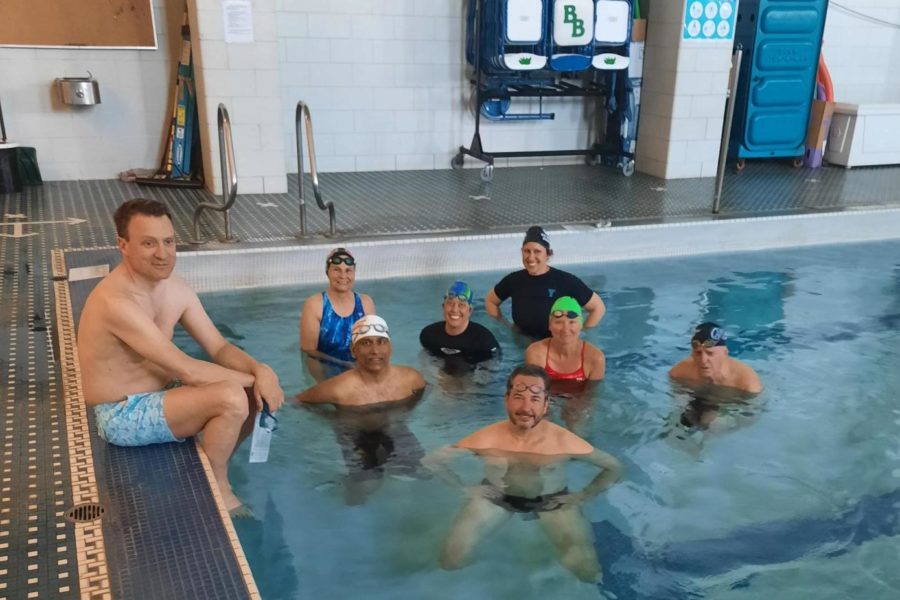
[549,296,583,323]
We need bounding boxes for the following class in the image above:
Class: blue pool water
[176,240,900,599]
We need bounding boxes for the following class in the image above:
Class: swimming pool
[175,239,900,600]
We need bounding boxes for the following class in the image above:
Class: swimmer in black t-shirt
[419,281,499,363]
[485,226,606,339]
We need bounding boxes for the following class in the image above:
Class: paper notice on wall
[223,0,254,44]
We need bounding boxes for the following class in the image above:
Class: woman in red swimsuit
[524,296,605,385]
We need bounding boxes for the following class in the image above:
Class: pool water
[175,240,900,600]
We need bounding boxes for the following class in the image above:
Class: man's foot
[228,503,254,519]
[222,490,252,519]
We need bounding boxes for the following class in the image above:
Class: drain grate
[66,502,105,523]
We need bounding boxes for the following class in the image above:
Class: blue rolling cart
[729,0,829,170]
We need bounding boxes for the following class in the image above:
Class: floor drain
[66,502,105,523]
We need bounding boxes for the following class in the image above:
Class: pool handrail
[713,46,743,214]
[296,100,336,237]
[189,103,239,244]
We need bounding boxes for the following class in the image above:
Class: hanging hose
[817,52,835,102]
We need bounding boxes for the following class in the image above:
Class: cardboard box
[804,100,834,168]
[632,18,646,42]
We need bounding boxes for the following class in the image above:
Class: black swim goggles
[551,309,581,320]
[509,383,548,396]
[259,401,279,432]
[327,255,356,267]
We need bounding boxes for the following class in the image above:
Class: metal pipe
[295,100,336,237]
[713,46,743,214]
[0,96,7,143]
[190,103,239,243]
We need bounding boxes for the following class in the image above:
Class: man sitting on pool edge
[423,364,622,582]
[296,315,426,405]
[78,198,284,518]
[419,280,499,364]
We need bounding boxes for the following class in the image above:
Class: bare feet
[221,489,252,519]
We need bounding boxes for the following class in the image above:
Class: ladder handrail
[190,103,239,243]
[296,100,336,237]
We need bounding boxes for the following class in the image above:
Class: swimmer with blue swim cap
[670,322,762,394]
[419,280,499,362]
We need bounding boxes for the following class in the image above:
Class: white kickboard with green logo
[553,0,594,46]
[594,0,629,43]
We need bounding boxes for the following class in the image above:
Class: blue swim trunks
[94,383,186,446]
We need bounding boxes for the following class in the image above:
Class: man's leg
[163,381,249,512]
[538,506,601,583]
[440,495,510,570]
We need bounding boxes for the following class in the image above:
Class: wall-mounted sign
[683,1,737,41]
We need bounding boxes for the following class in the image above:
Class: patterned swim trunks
[94,382,186,446]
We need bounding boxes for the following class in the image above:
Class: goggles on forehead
[328,255,356,267]
[551,310,581,320]
[355,323,389,336]
[692,338,722,349]
[509,382,548,395]
[444,291,472,303]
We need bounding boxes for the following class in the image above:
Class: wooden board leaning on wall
[0,0,156,48]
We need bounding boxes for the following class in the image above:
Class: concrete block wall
[276,0,595,174]
[823,1,900,104]
[636,0,733,179]
[0,0,179,181]
[190,0,287,194]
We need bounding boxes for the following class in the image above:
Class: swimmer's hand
[252,363,284,412]
[466,484,504,502]
[541,492,586,510]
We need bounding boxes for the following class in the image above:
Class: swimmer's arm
[573,449,623,500]
[299,294,323,354]
[739,366,763,394]
[360,294,376,315]
[181,292,283,410]
[668,359,691,380]
[523,341,544,367]
[484,289,510,326]
[587,348,606,381]
[581,293,606,329]
[294,377,341,404]
[421,445,471,488]
[105,297,254,389]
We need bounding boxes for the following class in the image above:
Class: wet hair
[113,198,173,239]
[505,364,551,395]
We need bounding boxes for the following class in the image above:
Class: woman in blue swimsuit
[300,248,376,381]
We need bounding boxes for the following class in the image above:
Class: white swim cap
[351,315,390,346]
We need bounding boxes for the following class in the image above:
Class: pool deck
[1,162,900,599]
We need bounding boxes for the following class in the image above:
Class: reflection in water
[593,487,900,599]
[232,494,300,600]
[308,395,427,506]
[701,271,794,359]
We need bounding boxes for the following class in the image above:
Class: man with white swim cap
[296,315,425,405]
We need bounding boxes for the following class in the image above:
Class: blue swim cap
[444,281,473,304]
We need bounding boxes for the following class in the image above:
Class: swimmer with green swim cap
[524,295,606,384]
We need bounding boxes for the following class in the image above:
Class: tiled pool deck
[1,162,899,598]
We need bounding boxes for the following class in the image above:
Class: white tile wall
[278,0,591,174]
[635,0,732,179]
[0,1,178,181]
[191,0,288,194]
[823,1,900,104]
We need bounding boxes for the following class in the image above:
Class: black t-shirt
[493,267,593,339]
[419,321,499,362]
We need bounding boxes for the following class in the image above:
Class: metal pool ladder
[189,103,239,244]
[296,100,336,237]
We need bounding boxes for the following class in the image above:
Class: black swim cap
[691,322,727,348]
[523,226,550,250]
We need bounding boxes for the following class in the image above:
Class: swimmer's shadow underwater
[301,392,431,505]
[592,486,900,599]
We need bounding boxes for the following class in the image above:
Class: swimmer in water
[669,323,762,431]
[423,364,622,582]
[299,247,376,381]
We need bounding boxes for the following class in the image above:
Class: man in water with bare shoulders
[424,364,622,583]
[296,315,425,406]
[78,199,284,518]
[669,322,762,429]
